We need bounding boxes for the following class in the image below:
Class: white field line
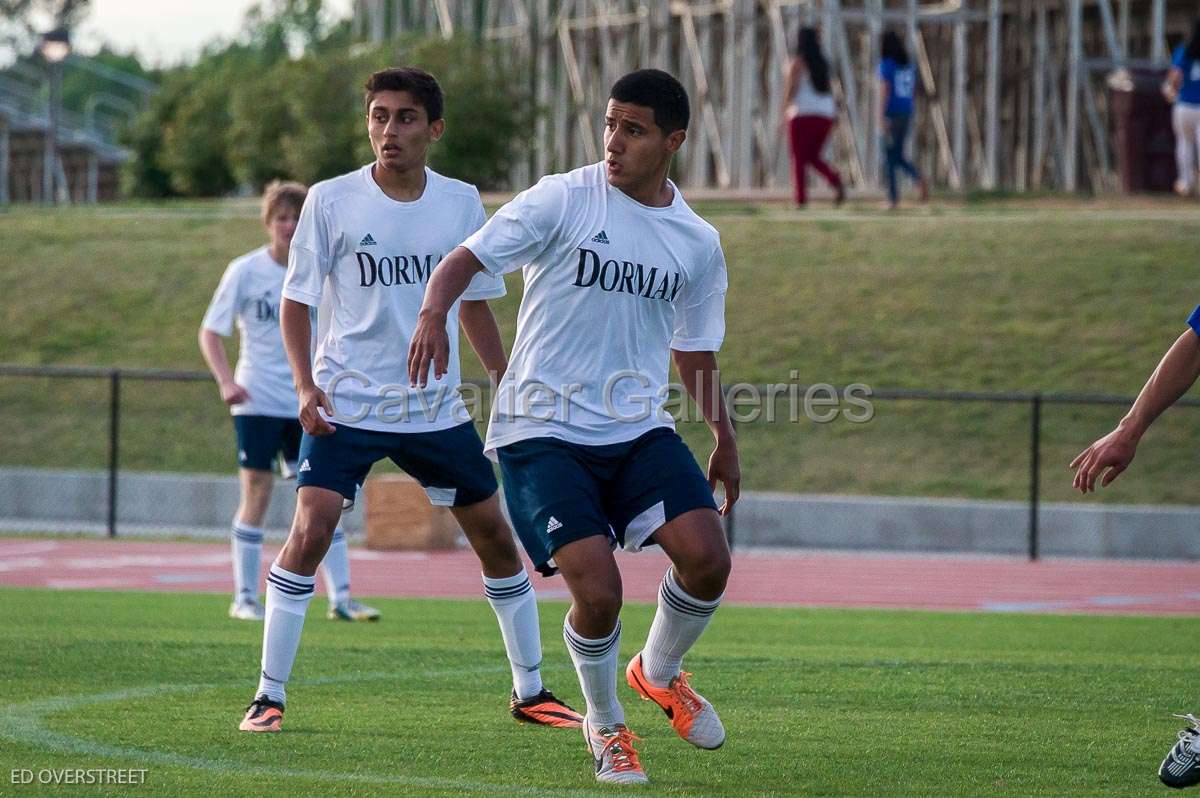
[0,666,615,798]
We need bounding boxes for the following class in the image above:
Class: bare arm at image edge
[1070,327,1200,493]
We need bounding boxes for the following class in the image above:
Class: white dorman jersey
[462,162,728,456]
[201,246,299,419]
[283,164,505,433]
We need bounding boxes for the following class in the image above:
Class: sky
[74,0,354,66]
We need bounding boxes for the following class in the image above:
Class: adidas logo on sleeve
[546,516,563,533]
[299,459,312,472]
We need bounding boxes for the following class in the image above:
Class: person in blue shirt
[1069,304,1200,788]
[878,31,928,209]
[1165,20,1200,196]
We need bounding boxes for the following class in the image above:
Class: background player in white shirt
[238,68,581,735]
[409,69,740,785]
[199,181,378,623]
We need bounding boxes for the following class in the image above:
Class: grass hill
[2,198,1197,504]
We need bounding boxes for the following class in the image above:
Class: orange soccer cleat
[626,653,725,749]
[509,689,584,728]
[238,696,284,733]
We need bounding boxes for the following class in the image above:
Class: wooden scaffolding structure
[353,0,1195,193]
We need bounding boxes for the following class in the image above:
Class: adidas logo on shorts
[299,459,312,473]
[359,233,377,247]
[546,516,563,533]
[590,230,610,244]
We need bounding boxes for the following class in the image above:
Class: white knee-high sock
[256,563,315,704]
[563,617,623,729]
[319,526,351,605]
[231,522,263,603]
[483,568,543,699]
[640,567,723,687]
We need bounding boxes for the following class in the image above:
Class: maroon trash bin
[1108,68,1176,193]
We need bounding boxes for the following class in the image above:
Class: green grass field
[0,587,1196,796]
[1,199,1199,504]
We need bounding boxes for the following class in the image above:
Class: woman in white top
[780,26,844,206]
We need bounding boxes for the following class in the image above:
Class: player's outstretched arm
[280,298,335,436]
[198,327,250,406]
[1071,329,1200,493]
[409,246,487,387]
[673,349,740,515]
[458,300,508,386]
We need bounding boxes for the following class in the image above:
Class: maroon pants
[788,115,843,206]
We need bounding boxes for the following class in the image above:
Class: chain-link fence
[2,364,1198,557]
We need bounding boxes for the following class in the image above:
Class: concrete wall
[1,468,1197,558]
[734,491,1200,559]
[0,467,363,540]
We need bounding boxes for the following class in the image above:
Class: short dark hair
[609,69,690,134]
[881,31,909,66]
[364,68,444,122]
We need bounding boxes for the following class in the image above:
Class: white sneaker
[278,457,298,481]
[228,598,265,621]
[583,718,648,785]
[327,598,380,622]
[1160,713,1200,788]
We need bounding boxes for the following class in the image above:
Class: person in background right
[780,26,844,207]
[878,30,928,209]
[1164,20,1200,197]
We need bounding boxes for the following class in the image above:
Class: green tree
[119,81,179,198]
[158,70,236,196]
[396,36,532,189]
[279,47,380,185]
[228,66,294,189]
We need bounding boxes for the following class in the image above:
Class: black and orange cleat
[510,689,584,729]
[238,695,284,733]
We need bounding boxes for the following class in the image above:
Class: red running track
[2,536,1200,615]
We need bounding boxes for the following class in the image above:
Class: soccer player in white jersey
[200,181,379,623]
[409,69,740,785]
[238,68,581,734]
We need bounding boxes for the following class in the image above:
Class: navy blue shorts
[233,415,302,472]
[497,427,718,576]
[296,421,498,510]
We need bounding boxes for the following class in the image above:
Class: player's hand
[408,309,450,387]
[1069,427,1139,493]
[708,436,741,516]
[219,381,250,406]
[297,385,336,436]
